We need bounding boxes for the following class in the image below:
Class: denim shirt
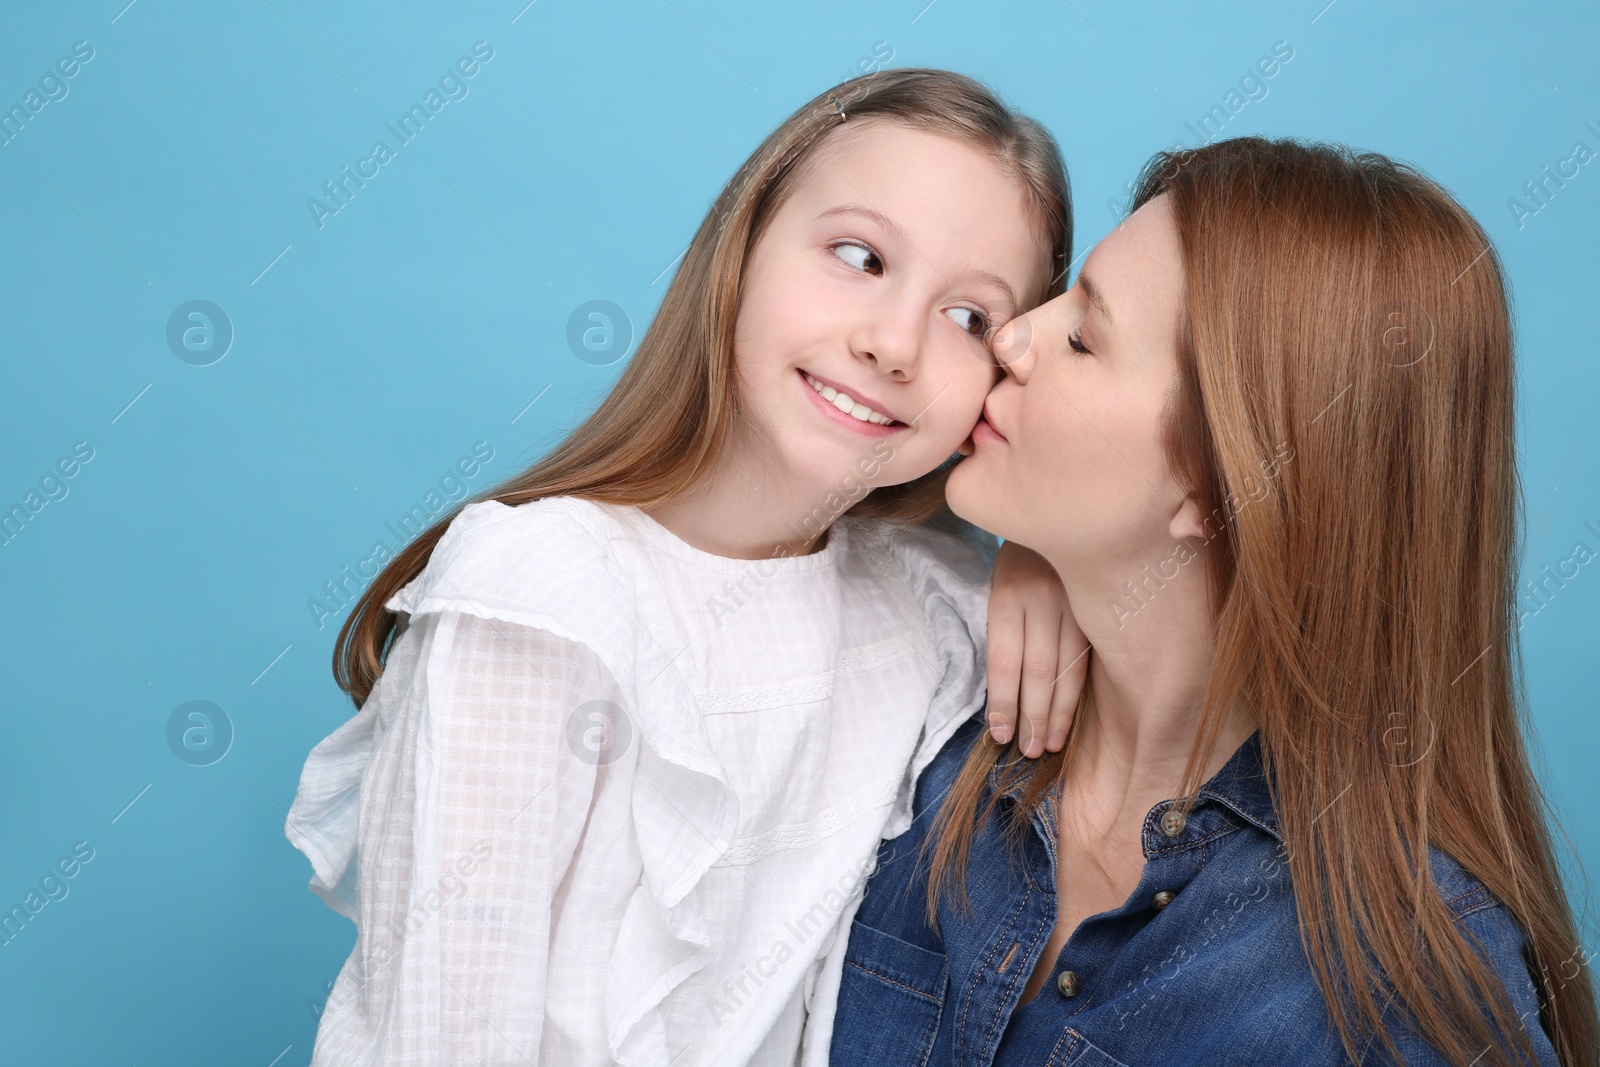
[829,710,1559,1066]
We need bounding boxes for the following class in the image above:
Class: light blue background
[1,1,1595,1062]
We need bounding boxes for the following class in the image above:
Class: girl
[829,137,1598,1065]
[284,69,1086,1066]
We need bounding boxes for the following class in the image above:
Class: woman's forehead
[1077,197,1182,320]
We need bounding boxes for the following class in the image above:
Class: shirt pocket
[831,921,948,1067]
[1051,1028,1133,1067]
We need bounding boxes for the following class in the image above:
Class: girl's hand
[985,540,1089,758]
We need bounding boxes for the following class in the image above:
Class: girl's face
[948,194,1193,570]
[732,120,1051,498]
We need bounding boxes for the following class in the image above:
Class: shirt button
[1056,970,1080,998]
[1152,890,1177,910]
[1159,809,1187,837]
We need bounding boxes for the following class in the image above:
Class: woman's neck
[1048,547,1256,806]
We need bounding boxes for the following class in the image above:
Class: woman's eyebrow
[1078,271,1115,327]
[814,204,1019,309]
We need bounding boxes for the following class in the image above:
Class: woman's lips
[972,402,1007,445]
[972,418,1006,445]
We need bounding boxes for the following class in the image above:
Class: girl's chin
[782,448,904,502]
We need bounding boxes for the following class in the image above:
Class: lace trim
[713,773,904,867]
[694,673,833,716]
[838,631,921,674]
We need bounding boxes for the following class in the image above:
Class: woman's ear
[1169,495,1210,542]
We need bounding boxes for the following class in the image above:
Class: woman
[823,137,1598,1065]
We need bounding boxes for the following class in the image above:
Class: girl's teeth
[803,372,894,426]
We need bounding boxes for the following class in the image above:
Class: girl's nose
[854,299,923,380]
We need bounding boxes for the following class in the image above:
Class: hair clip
[832,97,848,121]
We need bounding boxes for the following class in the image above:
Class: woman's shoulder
[1424,844,1506,922]
[909,709,990,819]
[1424,847,1551,1011]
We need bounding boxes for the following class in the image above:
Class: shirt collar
[985,727,1282,845]
[1196,728,1281,844]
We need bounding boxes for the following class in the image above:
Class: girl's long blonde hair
[921,136,1597,1066]
[333,68,1072,708]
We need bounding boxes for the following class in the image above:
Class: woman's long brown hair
[332,67,1072,708]
[920,136,1598,1066]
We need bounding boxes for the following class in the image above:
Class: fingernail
[991,724,1012,744]
[1026,739,1042,758]
[1048,734,1064,750]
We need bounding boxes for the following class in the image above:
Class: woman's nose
[988,316,1036,384]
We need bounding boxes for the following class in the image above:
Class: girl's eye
[945,307,991,337]
[832,241,883,276]
[1068,330,1091,355]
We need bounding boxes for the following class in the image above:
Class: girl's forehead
[775,120,1053,301]
[790,125,1042,233]
[801,119,991,181]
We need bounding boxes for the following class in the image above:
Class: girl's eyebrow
[966,269,1019,314]
[816,204,911,245]
[814,203,1020,310]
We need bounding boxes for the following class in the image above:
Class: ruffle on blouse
[284,496,998,1067]
[284,496,743,1067]
[283,697,379,921]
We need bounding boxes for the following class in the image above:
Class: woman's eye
[1068,330,1091,355]
[832,241,883,275]
[945,306,991,337]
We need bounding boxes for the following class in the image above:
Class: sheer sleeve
[307,608,622,1066]
[921,502,1002,570]
[870,516,993,844]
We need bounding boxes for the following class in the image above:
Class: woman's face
[733,120,1051,498]
[947,194,1195,571]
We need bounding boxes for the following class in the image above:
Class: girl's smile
[798,367,907,437]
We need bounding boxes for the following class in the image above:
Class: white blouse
[284,495,996,1066]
